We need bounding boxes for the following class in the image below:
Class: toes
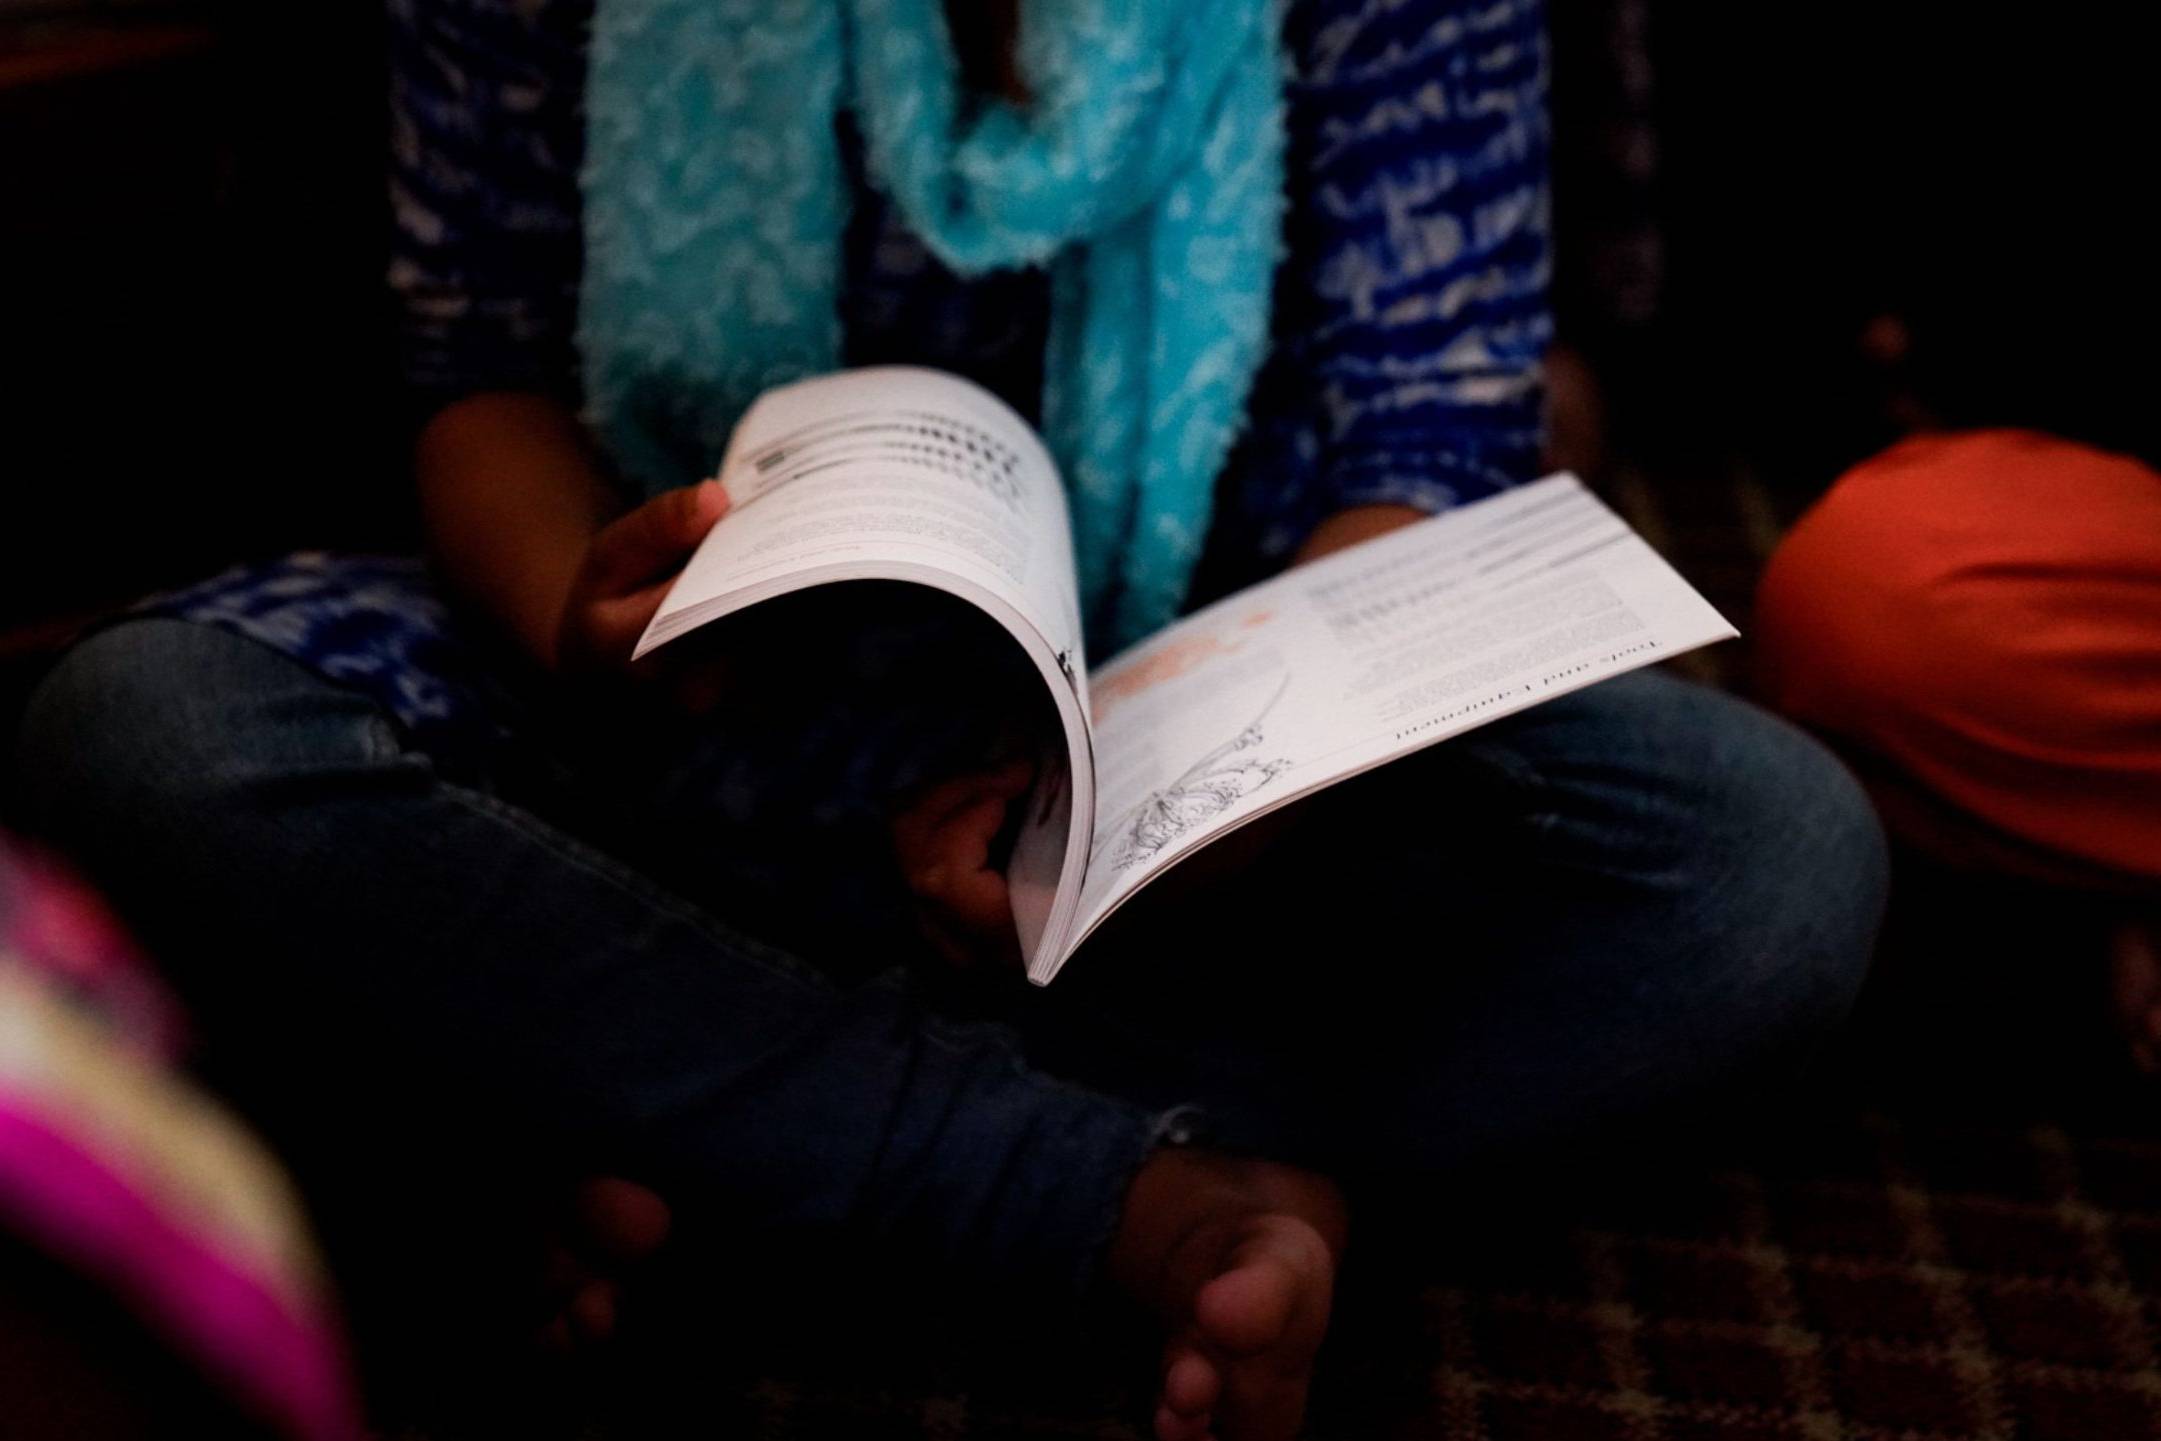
[1154,1403,1215,1441]
[1196,1219,1330,1357]
[570,1279,619,1345]
[1157,1340,1219,1441]
[536,1238,593,1340]
[538,1314,574,1355]
[1162,1343,1221,1416]
[526,1179,670,1359]
[1195,1257,1297,1356]
[575,1178,672,1262]
[1203,1223,1334,1441]
[539,1238,585,1300]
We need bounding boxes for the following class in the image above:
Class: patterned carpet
[1333,1118,2161,1441]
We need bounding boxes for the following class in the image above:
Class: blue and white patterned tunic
[159,0,1552,771]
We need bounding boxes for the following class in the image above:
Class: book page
[635,367,1086,672]
[630,367,1098,978]
[1056,475,1734,969]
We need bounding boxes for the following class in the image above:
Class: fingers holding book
[557,480,734,704]
[891,756,1036,970]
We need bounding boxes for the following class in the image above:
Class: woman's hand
[555,481,730,686]
[890,757,1034,970]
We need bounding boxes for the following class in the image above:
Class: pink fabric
[3,837,362,1438]
[0,1103,363,1441]
[0,843,187,1061]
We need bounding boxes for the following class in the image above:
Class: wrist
[414,390,618,676]
[1292,503,1428,566]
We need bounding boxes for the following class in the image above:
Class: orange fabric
[1757,429,2161,884]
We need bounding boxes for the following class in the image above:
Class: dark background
[1,0,400,633]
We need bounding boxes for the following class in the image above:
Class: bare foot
[1109,1150,1347,1441]
[535,1177,672,1353]
[2109,918,2161,1074]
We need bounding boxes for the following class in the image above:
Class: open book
[638,367,1736,984]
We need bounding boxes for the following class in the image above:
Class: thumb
[982,755,1037,801]
[583,481,729,597]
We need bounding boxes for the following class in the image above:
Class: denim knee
[1507,672,1889,1068]
[15,618,390,855]
[22,620,185,831]
[1670,683,1890,1049]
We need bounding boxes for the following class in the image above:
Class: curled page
[637,367,1084,668]
[635,367,1099,975]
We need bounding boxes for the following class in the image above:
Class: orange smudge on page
[1092,631,1240,721]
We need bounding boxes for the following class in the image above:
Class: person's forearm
[416,391,617,672]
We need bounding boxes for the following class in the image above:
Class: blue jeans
[13,618,1886,1299]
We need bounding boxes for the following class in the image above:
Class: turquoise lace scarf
[578,0,1286,653]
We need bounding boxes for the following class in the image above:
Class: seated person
[1757,426,2161,1064]
[13,3,1886,1437]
